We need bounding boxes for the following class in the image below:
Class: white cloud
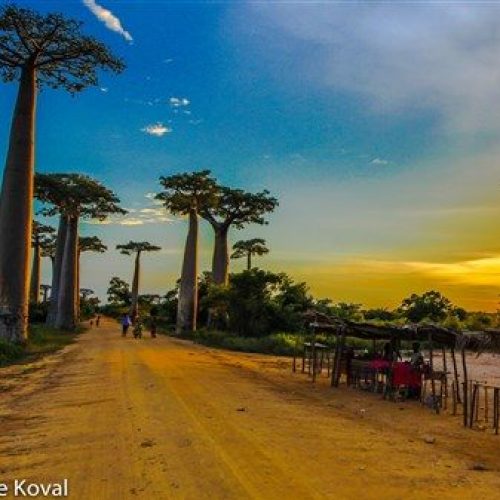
[82,0,133,42]
[241,4,500,134]
[100,87,109,93]
[371,158,390,166]
[141,123,172,137]
[169,97,190,107]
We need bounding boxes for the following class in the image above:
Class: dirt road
[1,319,499,499]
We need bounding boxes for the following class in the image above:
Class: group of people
[121,313,157,339]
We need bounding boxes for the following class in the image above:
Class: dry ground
[0,319,499,499]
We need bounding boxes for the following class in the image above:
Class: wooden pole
[451,348,461,404]
[428,332,438,414]
[494,388,499,435]
[311,327,317,383]
[470,384,478,428]
[451,380,457,415]
[461,348,468,427]
[485,386,489,423]
[331,328,341,387]
[442,347,448,411]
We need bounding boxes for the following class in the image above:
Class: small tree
[231,238,269,271]
[0,5,124,342]
[399,290,452,323]
[116,241,161,321]
[40,284,51,303]
[30,221,55,303]
[201,188,277,285]
[156,170,218,333]
[107,276,131,306]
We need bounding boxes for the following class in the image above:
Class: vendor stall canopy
[304,311,500,352]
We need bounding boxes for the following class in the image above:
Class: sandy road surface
[1,319,499,500]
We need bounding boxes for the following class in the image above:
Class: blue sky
[3,1,500,310]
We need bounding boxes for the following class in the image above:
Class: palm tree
[200,187,277,285]
[116,241,161,321]
[30,221,55,303]
[231,239,269,271]
[0,5,124,342]
[36,173,125,330]
[156,171,218,333]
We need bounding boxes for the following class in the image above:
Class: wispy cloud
[371,158,390,166]
[82,0,133,42]
[242,4,500,134]
[169,97,190,107]
[141,123,172,137]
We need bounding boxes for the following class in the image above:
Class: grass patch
[0,324,84,367]
[176,329,302,356]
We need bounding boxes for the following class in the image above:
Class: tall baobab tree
[231,238,270,271]
[77,236,107,317]
[116,241,161,321]
[156,170,218,333]
[200,188,277,285]
[30,221,55,303]
[36,173,125,330]
[0,5,124,342]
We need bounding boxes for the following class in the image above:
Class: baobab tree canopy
[79,236,107,254]
[116,241,161,255]
[0,5,124,90]
[231,238,269,260]
[201,187,278,230]
[35,173,126,219]
[31,221,55,246]
[156,170,218,214]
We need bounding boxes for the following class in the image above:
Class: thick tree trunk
[176,210,198,334]
[46,215,68,326]
[0,65,37,343]
[247,252,252,271]
[56,216,79,330]
[212,225,229,285]
[29,239,41,304]
[130,251,140,322]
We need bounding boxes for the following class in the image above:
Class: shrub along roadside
[0,324,84,366]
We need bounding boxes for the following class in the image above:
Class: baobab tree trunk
[212,225,229,285]
[46,215,68,326]
[130,251,140,322]
[56,216,79,330]
[29,238,41,304]
[176,209,198,334]
[0,65,37,343]
[247,252,252,271]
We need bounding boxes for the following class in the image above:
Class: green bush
[0,338,24,365]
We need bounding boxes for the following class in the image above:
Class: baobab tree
[77,236,107,317]
[156,170,218,333]
[36,173,125,330]
[231,238,270,271]
[0,5,124,342]
[116,241,160,321]
[30,221,55,303]
[200,188,277,285]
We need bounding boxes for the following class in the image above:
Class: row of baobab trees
[0,5,277,342]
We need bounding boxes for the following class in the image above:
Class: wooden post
[485,386,489,423]
[461,348,468,427]
[470,384,478,428]
[451,380,457,416]
[494,388,499,435]
[311,327,317,383]
[293,335,298,373]
[331,328,341,387]
[451,348,461,404]
[428,332,438,414]
[442,347,448,411]
[336,330,346,387]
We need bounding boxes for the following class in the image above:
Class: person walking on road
[121,314,132,337]
[150,315,157,338]
[96,315,101,328]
